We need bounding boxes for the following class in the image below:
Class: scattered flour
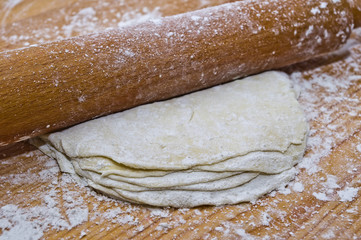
[117,7,162,28]
[311,175,345,201]
[292,182,304,192]
[155,222,170,231]
[277,185,292,195]
[234,228,256,240]
[292,37,361,174]
[0,205,43,240]
[115,214,138,225]
[1,5,163,48]
[337,187,359,202]
[323,175,340,190]
[1,1,361,239]
[356,144,361,152]
[261,212,272,226]
[62,7,98,38]
[312,192,329,201]
[149,208,170,218]
[321,229,336,239]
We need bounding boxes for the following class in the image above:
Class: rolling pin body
[0,0,358,145]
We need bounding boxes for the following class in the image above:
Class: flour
[0,205,43,240]
[0,156,142,240]
[321,230,336,239]
[337,187,359,202]
[234,228,256,239]
[0,161,89,239]
[323,175,340,191]
[1,0,361,239]
[312,192,330,201]
[291,39,361,205]
[149,208,171,218]
[3,0,23,9]
[62,7,98,39]
[292,182,305,192]
[291,38,361,175]
[1,5,163,48]
[117,7,162,28]
[261,212,272,226]
[356,144,361,152]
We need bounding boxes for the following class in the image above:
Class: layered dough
[32,71,308,207]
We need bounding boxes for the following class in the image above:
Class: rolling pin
[0,0,360,146]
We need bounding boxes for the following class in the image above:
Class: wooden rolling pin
[0,0,360,146]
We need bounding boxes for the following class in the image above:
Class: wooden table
[1,1,361,239]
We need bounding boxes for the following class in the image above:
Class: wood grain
[1,0,361,239]
[0,0,78,25]
[0,0,240,51]
[0,0,355,145]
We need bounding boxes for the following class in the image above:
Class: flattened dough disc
[33,71,308,207]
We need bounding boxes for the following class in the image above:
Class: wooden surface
[1,0,361,239]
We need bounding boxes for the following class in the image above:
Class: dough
[32,71,308,207]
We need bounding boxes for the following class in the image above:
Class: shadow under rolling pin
[0,0,360,146]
